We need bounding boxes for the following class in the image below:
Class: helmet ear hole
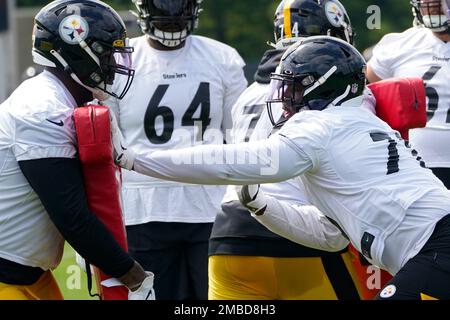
[92,42,105,54]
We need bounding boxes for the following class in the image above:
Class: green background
[18,0,412,61]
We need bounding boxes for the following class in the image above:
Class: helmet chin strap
[50,50,108,101]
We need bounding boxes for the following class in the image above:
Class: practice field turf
[53,243,98,300]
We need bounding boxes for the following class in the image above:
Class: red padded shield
[74,105,128,300]
[368,77,427,140]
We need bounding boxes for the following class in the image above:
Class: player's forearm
[253,195,349,252]
[133,137,309,185]
[133,149,271,185]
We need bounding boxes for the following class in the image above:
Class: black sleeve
[19,158,134,278]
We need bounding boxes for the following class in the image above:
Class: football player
[209,0,363,300]
[0,0,153,300]
[114,37,450,300]
[367,0,450,188]
[102,0,247,300]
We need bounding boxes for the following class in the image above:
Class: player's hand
[109,111,135,170]
[237,184,268,216]
[128,271,156,300]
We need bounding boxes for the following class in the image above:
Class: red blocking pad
[369,77,426,140]
[74,105,128,300]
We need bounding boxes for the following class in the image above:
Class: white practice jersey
[369,27,450,168]
[276,100,450,274]
[105,35,247,225]
[0,71,77,269]
[132,96,450,275]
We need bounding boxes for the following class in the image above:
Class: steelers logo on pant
[379,284,397,298]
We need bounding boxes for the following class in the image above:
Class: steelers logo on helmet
[325,1,346,28]
[58,15,89,45]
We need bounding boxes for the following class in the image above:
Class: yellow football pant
[0,271,63,300]
[209,255,341,300]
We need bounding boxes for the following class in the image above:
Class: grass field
[52,243,98,300]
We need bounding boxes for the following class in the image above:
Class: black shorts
[376,215,450,300]
[126,221,213,300]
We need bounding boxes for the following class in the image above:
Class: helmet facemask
[90,40,135,100]
[133,0,201,47]
[266,66,338,127]
[267,73,310,126]
[411,0,450,33]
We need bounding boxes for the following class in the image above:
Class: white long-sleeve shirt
[251,193,350,252]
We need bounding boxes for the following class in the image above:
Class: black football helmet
[411,0,450,33]
[267,36,366,126]
[32,0,134,100]
[132,0,202,47]
[273,0,354,50]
